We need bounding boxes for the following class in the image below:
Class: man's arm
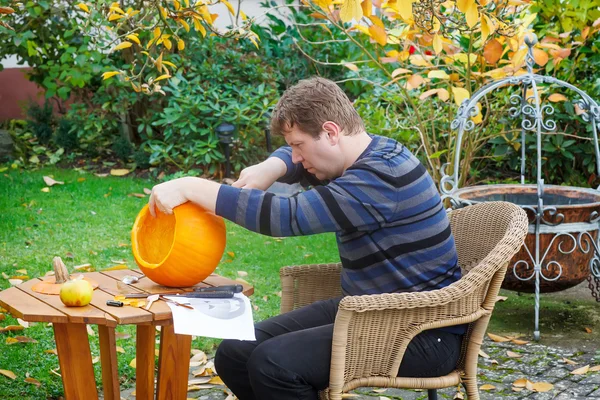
[215,167,405,236]
[148,177,221,216]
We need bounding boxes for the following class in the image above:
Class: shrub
[26,102,54,144]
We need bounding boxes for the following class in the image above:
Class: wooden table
[0,269,253,400]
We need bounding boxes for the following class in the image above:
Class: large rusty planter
[453,184,600,293]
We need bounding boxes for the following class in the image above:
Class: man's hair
[270,77,365,138]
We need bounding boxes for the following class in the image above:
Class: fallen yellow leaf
[130,358,137,368]
[0,325,24,333]
[507,351,522,358]
[208,376,224,385]
[531,382,553,392]
[110,169,130,176]
[589,365,600,372]
[487,333,511,342]
[0,369,16,380]
[24,377,41,387]
[480,384,496,390]
[562,357,577,365]
[571,365,590,375]
[511,339,529,345]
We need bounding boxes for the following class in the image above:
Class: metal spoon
[122,274,146,284]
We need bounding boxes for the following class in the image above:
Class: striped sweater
[215,135,461,298]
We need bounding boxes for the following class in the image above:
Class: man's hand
[232,157,287,190]
[148,177,220,217]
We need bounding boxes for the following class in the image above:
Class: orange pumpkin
[131,203,226,287]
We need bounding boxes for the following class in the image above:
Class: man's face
[283,125,342,180]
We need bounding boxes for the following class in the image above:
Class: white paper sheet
[165,293,256,341]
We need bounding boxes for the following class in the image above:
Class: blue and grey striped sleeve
[268,146,304,184]
[215,168,397,237]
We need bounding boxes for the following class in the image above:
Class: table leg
[136,325,156,400]
[156,324,192,400]
[53,323,99,400]
[98,325,120,400]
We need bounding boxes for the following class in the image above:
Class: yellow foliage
[314,0,334,12]
[112,42,133,52]
[178,18,190,32]
[465,1,479,28]
[433,33,443,54]
[428,70,450,79]
[102,71,121,80]
[481,14,496,43]
[361,0,372,17]
[222,0,236,15]
[340,0,363,22]
[354,25,371,36]
[77,3,90,13]
[109,5,125,14]
[456,0,471,13]
[369,24,387,46]
[126,34,141,45]
[193,18,207,37]
[452,86,470,105]
[154,74,171,83]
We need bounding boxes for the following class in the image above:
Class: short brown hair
[270,77,365,138]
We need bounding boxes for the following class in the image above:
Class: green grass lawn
[0,167,338,399]
[2,167,599,399]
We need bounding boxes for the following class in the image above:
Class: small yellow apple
[59,279,94,307]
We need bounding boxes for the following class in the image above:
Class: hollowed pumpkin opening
[134,208,176,267]
[131,203,226,287]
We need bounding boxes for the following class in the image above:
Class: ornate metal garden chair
[279,201,528,400]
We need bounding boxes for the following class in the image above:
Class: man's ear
[322,121,341,145]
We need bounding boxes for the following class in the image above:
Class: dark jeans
[214,297,463,400]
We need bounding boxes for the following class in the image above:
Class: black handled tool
[193,284,243,293]
[181,291,235,299]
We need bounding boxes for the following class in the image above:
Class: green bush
[54,118,79,150]
[26,101,54,144]
[112,136,134,161]
[146,37,279,173]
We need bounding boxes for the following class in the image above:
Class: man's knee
[246,342,279,379]
[215,339,243,372]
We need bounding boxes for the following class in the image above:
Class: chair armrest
[280,263,343,313]
[338,269,484,313]
[328,261,509,396]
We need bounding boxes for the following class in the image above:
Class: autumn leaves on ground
[1,168,600,399]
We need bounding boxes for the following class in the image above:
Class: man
[148,77,464,400]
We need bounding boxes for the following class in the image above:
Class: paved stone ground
[110,334,600,400]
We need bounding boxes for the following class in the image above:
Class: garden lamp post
[264,111,273,154]
[216,122,236,179]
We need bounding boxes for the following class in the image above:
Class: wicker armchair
[279,201,528,400]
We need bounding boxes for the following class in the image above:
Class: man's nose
[291,149,303,164]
